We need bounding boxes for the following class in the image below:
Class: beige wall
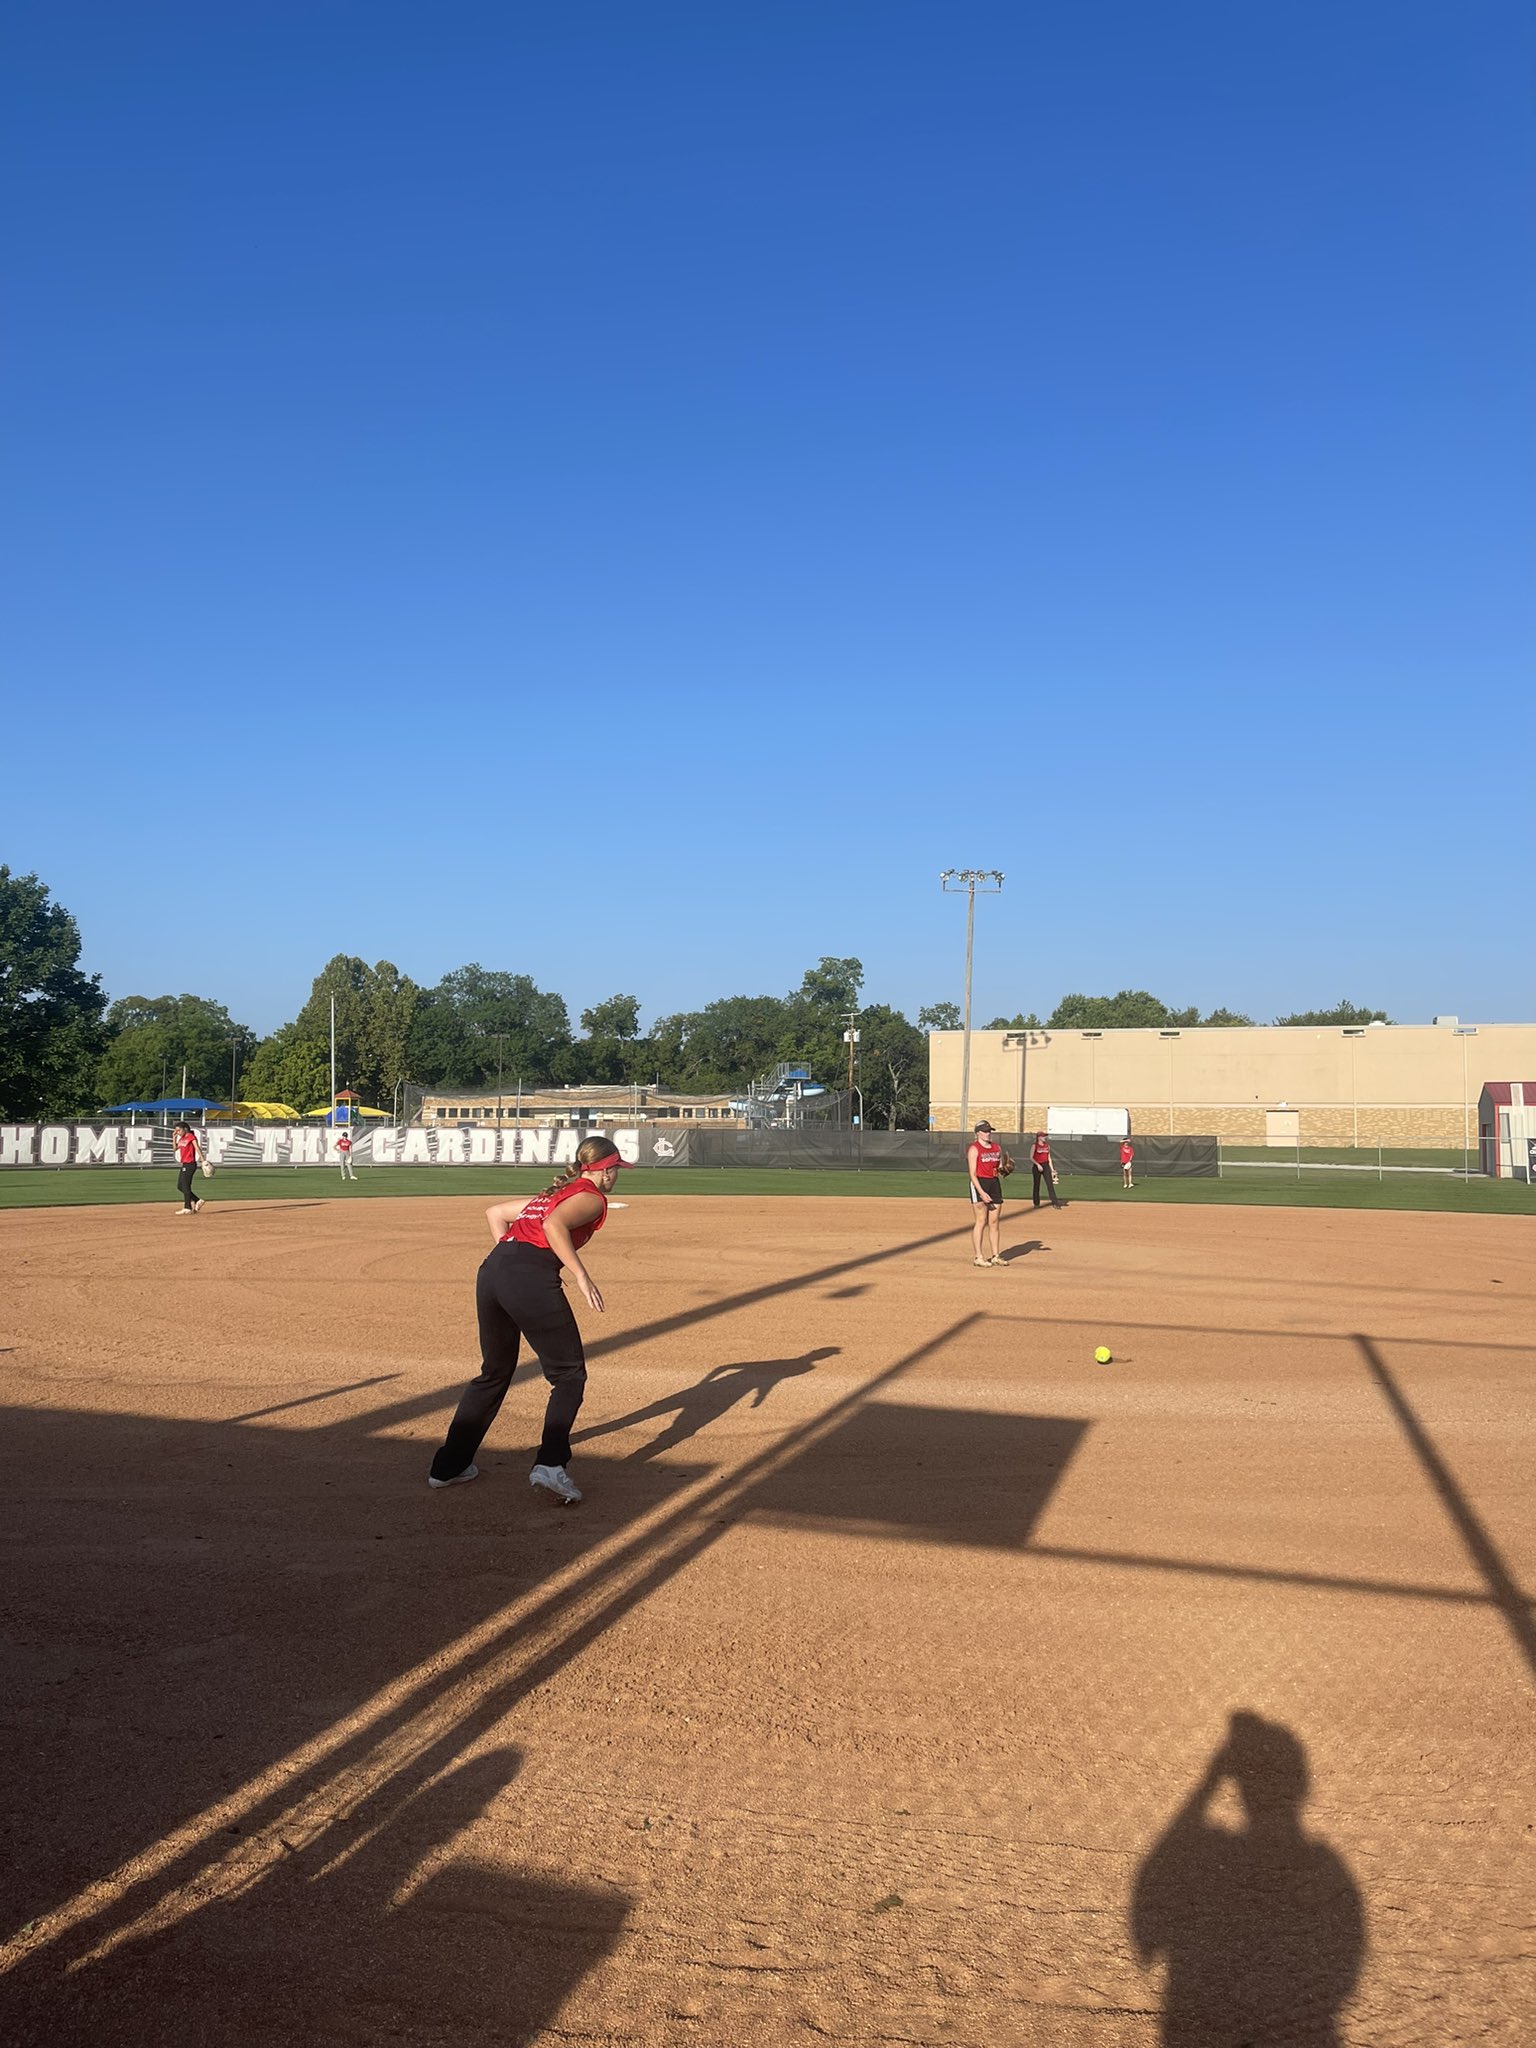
[928,1023,1536,1146]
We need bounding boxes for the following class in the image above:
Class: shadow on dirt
[574,1346,838,1460]
[0,1400,664,2045]
[1132,1712,1364,2045]
[747,1401,1087,1550]
[26,1739,627,2048]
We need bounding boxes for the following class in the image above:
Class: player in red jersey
[172,1122,204,1214]
[427,1134,633,1504]
[1120,1138,1135,1188]
[966,1119,1006,1267]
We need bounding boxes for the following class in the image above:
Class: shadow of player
[1131,1712,1364,2046]
[575,1347,838,1461]
[24,1743,629,2048]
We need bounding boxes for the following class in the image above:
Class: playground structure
[733,1062,837,1129]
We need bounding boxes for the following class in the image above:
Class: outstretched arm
[544,1197,606,1314]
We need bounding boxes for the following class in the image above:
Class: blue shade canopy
[104,1096,226,1112]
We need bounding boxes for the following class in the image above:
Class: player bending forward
[427,1135,631,1505]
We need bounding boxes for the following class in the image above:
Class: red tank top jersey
[972,1137,1002,1177]
[1120,1142,1134,1163]
[175,1132,198,1164]
[1032,1139,1050,1165]
[502,1175,608,1252]
[337,1133,352,1151]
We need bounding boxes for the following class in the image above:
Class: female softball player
[427,1134,632,1504]
[966,1119,1006,1267]
[172,1122,204,1214]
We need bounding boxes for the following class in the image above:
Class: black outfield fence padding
[642,1128,1219,1177]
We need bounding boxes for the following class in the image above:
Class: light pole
[228,1030,249,1114]
[941,869,1003,1138]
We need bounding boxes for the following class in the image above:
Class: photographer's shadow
[1131,1713,1364,2046]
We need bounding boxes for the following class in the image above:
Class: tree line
[918,991,1391,1031]
[0,866,1395,1123]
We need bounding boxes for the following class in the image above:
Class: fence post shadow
[1130,1712,1364,2046]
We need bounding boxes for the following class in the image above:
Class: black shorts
[971,1176,1003,1206]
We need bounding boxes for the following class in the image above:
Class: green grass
[1,1165,1532,1215]
[1216,1144,1476,1170]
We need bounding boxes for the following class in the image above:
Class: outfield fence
[1,1124,1526,1186]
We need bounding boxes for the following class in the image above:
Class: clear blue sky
[5,1,1532,1034]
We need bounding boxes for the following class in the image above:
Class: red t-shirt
[336,1133,352,1152]
[1032,1139,1051,1165]
[1120,1142,1134,1163]
[971,1137,1002,1178]
[175,1131,198,1164]
[503,1175,609,1253]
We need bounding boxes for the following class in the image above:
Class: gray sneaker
[529,1463,582,1505]
[427,1464,479,1489]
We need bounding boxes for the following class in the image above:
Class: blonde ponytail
[541,1134,623,1195]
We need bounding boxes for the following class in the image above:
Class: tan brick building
[928,1020,1536,1147]
[422,1084,746,1128]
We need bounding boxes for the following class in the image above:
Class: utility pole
[941,869,1004,1138]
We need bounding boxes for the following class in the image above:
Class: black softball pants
[1031,1163,1059,1207]
[177,1163,198,1209]
[429,1241,588,1480]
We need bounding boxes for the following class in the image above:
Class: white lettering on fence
[204,1130,234,1165]
[436,1130,467,1164]
[400,1129,430,1163]
[125,1128,153,1165]
[39,1127,70,1165]
[288,1129,324,1164]
[374,1127,399,1164]
[469,1129,497,1164]
[74,1126,121,1164]
[0,1126,36,1164]
[553,1129,579,1165]
[518,1129,551,1164]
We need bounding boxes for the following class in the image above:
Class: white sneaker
[530,1463,582,1505]
[427,1464,479,1489]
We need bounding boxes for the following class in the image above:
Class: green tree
[917,1001,962,1032]
[238,1024,329,1112]
[797,957,864,1010]
[0,867,107,1118]
[649,994,791,1091]
[985,1012,1043,1030]
[856,1004,928,1129]
[1273,1000,1393,1026]
[410,964,572,1089]
[358,961,420,1108]
[580,994,641,1040]
[97,993,254,1105]
[1202,1007,1254,1027]
[1049,990,1196,1029]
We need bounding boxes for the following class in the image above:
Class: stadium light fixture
[941,869,1004,1136]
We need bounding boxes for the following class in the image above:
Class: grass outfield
[1,1164,1532,1214]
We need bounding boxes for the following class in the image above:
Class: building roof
[421,1083,735,1107]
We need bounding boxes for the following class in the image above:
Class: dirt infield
[2,1194,1531,2045]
